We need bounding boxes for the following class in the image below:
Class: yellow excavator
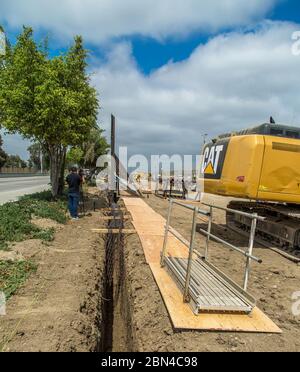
[201,122,300,261]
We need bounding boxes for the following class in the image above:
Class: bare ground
[118,194,300,352]
[2,192,300,352]
[0,209,105,352]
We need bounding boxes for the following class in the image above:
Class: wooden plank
[123,197,282,333]
[99,208,127,212]
[91,229,136,234]
[138,235,191,264]
[131,221,166,236]
[99,216,132,221]
[150,263,282,333]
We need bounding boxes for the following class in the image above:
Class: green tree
[27,143,49,171]
[0,134,8,169]
[0,27,99,197]
[81,127,109,168]
[65,127,109,169]
[4,154,27,168]
[66,147,84,166]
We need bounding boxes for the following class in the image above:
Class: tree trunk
[58,148,67,195]
[48,144,67,198]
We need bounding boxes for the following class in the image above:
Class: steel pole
[243,214,258,291]
[204,206,213,261]
[111,114,119,200]
[40,144,43,174]
[160,200,173,267]
[184,207,198,303]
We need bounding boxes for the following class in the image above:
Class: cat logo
[201,140,229,180]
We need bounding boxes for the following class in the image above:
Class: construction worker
[66,166,81,220]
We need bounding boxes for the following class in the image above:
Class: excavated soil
[119,194,300,352]
[2,191,300,352]
[0,201,106,352]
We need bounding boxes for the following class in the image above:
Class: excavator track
[226,201,300,263]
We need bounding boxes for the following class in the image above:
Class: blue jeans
[68,193,80,218]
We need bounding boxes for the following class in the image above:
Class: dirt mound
[0,251,24,262]
[31,217,63,230]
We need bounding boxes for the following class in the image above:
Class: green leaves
[4,154,27,168]
[66,127,109,167]
[82,127,110,167]
[0,26,100,196]
[0,193,67,250]
[66,147,84,166]
[0,260,37,299]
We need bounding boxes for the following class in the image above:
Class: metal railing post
[184,207,198,303]
[160,199,173,267]
[204,206,213,261]
[243,214,258,291]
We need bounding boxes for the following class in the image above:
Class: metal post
[111,114,119,200]
[184,207,198,303]
[111,114,115,159]
[40,144,43,174]
[160,200,173,267]
[204,206,213,261]
[243,214,258,291]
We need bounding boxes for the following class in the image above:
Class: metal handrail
[202,202,265,221]
[198,228,262,263]
[167,224,261,263]
[171,200,210,217]
[161,198,263,304]
[173,199,265,222]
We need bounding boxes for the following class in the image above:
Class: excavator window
[217,123,300,141]
[286,131,299,139]
[270,128,284,136]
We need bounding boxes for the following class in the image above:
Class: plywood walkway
[123,197,281,333]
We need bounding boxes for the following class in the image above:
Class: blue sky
[133,0,300,74]
[1,0,300,159]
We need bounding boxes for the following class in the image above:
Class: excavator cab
[201,123,300,204]
[200,123,300,258]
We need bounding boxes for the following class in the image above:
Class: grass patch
[0,191,67,250]
[0,260,37,299]
[20,189,68,203]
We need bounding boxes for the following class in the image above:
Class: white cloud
[0,0,277,42]
[92,22,300,156]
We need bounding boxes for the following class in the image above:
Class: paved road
[0,176,50,205]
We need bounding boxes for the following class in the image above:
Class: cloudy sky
[1,0,300,159]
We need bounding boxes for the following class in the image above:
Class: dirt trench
[3,192,299,352]
[0,211,106,352]
[102,195,300,352]
[0,194,137,352]
[99,203,137,352]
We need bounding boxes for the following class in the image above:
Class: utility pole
[40,144,43,174]
[111,114,119,202]
[111,114,115,161]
